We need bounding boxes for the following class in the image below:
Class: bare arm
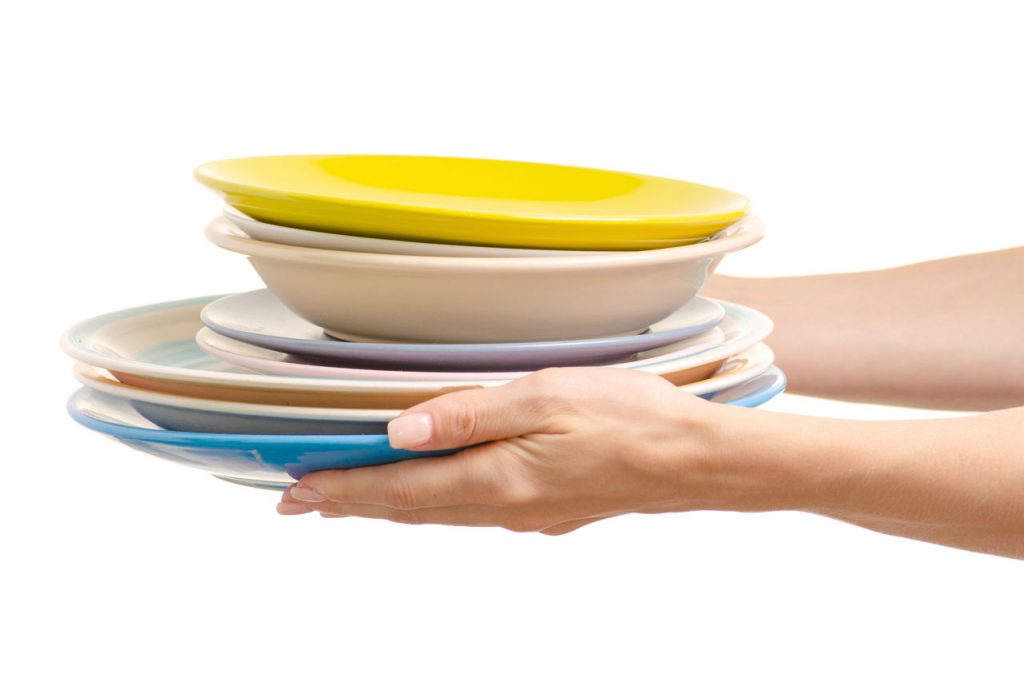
[275,248,1024,558]
[718,404,1024,558]
[278,369,1024,559]
[704,248,1024,410]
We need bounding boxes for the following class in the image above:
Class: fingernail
[277,502,313,515]
[289,486,326,503]
[388,412,433,448]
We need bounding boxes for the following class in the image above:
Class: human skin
[705,247,1024,411]
[278,248,1024,558]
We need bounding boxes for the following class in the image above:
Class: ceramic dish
[195,155,749,250]
[703,365,785,408]
[206,216,764,342]
[61,295,492,409]
[74,363,399,435]
[74,362,784,436]
[196,325,727,380]
[201,289,726,370]
[195,292,760,381]
[73,339,771,412]
[223,208,615,257]
[68,388,445,489]
[67,367,784,489]
[61,295,774,408]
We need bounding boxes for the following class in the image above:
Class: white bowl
[223,207,614,257]
[205,215,764,343]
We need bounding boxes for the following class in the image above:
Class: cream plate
[61,295,773,409]
[74,357,780,436]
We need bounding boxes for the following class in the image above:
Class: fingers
[540,509,629,535]
[309,502,521,528]
[280,490,614,535]
[540,518,603,536]
[280,490,551,531]
[286,446,509,510]
[276,501,315,515]
[285,497,585,534]
[388,370,567,451]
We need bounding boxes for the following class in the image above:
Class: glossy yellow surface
[195,155,749,250]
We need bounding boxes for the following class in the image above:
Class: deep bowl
[205,215,764,343]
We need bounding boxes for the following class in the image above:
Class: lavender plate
[200,289,726,371]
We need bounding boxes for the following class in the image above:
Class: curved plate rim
[67,365,784,448]
[200,288,727,365]
[62,296,772,394]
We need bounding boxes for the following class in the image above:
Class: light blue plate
[67,367,785,490]
[705,365,786,408]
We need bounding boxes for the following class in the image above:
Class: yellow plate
[194,155,749,251]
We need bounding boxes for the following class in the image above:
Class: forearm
[704,248,1024,410]
[700,405,1024,558]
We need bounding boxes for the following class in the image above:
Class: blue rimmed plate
[67,367,784,490]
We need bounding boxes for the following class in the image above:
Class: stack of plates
[63,155,784,490]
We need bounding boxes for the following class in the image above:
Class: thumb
[387,380,551,451]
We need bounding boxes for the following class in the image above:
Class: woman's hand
[277,368,734,534]
[275,362,1024,557]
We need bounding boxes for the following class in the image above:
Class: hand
[276,344,1024,558]
[277,367,732,535]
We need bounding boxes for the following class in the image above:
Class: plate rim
[62,295,771,393]
[224,206,617,256]
[195,155,751,228]
[67,364,784,447]
[205,214,764,268]
[200,288,727,359]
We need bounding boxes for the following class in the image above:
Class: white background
[2,0,1022,675]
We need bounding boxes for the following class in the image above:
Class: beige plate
[61,295,773,409]
[75,343,772,411]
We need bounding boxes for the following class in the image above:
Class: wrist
[681,405,852,513]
